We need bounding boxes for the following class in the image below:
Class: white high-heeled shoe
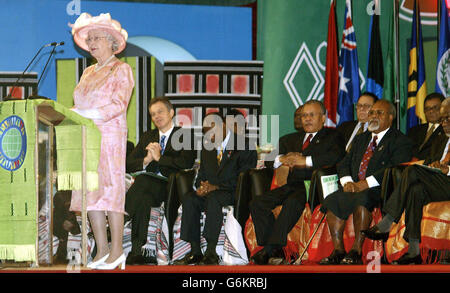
[86,253,109,269]
[95,254,126,270]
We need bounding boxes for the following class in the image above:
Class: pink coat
[70,58,134,213]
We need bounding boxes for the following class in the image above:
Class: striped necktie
[217,148,223,165]
[358,135,378,180]
[160,135,166,155]
[419,124,436,151]
[302,134,313,151]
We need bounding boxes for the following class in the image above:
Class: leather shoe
[361,226,389,241]
[250,249,270,265]
[126,253,157,265]
[340,250,362,265]
[392,253,422,265]
[199,252,220,265]
[319,250,346,265]
[173,252,203,265]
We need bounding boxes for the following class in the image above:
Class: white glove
[71,108,103,120]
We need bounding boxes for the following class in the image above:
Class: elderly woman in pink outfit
[70,13,134,270]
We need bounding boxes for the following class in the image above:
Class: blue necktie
[160,135,166,155]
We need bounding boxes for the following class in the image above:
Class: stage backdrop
[258,0,441,136]
[0,0,252,102]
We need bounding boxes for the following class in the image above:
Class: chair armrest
[176,169,196,203]
[380,165,406,212]
[309,165,337,211]
[234,170,251,228]
[248,168,274,199]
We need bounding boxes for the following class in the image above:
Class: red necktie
[302,134,313,151]
[358,135,378,180]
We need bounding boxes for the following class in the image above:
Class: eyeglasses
[368,110,386,116]
[300,112,323,119]
[356,104,372,110]
[424,105,440,112]
[85,36,107,44]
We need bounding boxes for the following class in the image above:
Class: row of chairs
[165,165,450,264]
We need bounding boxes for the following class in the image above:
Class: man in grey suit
[319,100,413,265]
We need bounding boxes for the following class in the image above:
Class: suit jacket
[195,134,257,193]
[285,127,345,185]
[126,126,195,177]
[424,131,449,165]
[336,120,359,145]
[338,127,413,184]
[407,123,445,160]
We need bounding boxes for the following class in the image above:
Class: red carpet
[2,264,450,273]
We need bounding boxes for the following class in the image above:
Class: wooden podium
[0,99,100,267]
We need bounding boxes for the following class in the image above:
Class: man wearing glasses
[337,92,378,153]
[363,98,450,264]
[319,100,412,265]
[407,93,445,160]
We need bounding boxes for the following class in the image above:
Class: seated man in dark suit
[319,100,412,265]
[407,93,445,160]
[337,92,377,152]
[363,98,450,264]
[174,113,257,265]
[249,100,345,265]
[125,97,195,265]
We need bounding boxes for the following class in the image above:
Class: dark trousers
[249,183,306,247]
[53,190,79,240]
[180,190,234,247]
[383,165,450,242]
[125,174,167,254]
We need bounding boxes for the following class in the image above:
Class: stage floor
[1,264,449,273]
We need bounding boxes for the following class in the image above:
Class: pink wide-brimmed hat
[71,13,128,53]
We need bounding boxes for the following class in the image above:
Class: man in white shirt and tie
[250,100,345,265]
[363,98,450,264]
[125,97,195,265]
[337,92,378,153]
[407,93,445,160]
[319,100,412,265]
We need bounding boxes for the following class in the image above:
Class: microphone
[5,41,64,100]
[28,41,65,99]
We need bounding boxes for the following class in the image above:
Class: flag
[407,0,427,130]
[337,0,361,125]
[324,0,339,127]
[383,4,396,103]
[435,0,450,96]
[366,11,384,99]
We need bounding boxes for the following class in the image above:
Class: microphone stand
[4,44,49,101]
[28,45,58,100]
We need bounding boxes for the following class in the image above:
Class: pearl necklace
[94,55,115,72]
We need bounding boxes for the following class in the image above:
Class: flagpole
[393,0,400,129]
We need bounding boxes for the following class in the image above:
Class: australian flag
[337,0,361,125]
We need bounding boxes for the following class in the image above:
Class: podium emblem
[0,115,27,171]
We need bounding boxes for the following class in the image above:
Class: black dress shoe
[126,253,157,265]
[340,250,362,265]
[199,252,220,265]
[319,250,346,265]
[392,253,422,265]
[173,252,203,265]
[361,226,389,241]
[250,249,270,265]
